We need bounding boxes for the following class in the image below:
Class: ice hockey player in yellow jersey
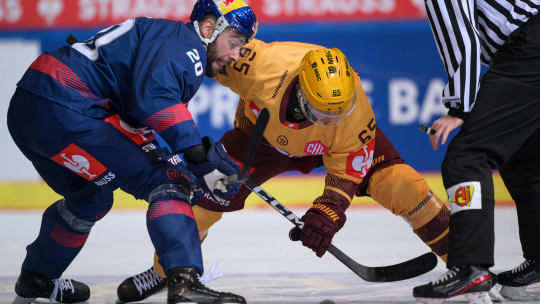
[115,40,450,303]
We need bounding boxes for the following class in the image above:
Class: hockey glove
[157,152,203,206]
[187,137,241,203]
[290,203,346,257]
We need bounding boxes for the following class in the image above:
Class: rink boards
[0,172,513,210]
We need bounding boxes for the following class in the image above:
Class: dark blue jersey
[17,17,207,153]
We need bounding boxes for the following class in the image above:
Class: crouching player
[6,0,257,302]
[115,40,452,303]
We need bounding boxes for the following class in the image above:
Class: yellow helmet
[298,48,356,126]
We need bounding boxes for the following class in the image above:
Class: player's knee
[368,164,430,215]
[58,199,102,234]
[123,160,193,202]
[60,191,114,231]
[147,183,191,205]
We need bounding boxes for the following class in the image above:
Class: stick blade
[367,252,438,282]
[329,245,437,282]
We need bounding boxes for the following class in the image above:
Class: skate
[413,265,495,304]
[498,259,540,301]
[116,266,167,303]
[167,268,245,304]
[12,266,90,304]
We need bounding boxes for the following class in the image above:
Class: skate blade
[415,298,444,304]
[415,291,492,304]
[500,285,540,301]
[12,296,89,304]
[11,295,36,304]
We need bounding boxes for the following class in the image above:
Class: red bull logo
[451,185,474,207]
[221,0,248,13]
[222,0,235,7]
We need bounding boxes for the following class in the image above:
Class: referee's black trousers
[443,15,540,267]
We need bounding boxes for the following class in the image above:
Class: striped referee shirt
[425,0,540,116]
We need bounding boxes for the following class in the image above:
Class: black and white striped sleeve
[425,0,482,118]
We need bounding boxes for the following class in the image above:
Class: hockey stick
[238,108,270,181]
[239,109,438,282]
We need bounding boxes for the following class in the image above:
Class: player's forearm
[313,173,358,210]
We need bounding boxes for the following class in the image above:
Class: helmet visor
[297,86,356,127]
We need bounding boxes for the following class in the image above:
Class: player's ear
[199,16,216,39]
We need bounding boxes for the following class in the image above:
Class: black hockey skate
[116,266,166,303]
[167,268,245,304]
[498,259,540,287]
[413,265,495,304]
[498,259,540,301]
[12,266,90,304]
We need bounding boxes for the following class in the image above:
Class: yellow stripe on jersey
[325,185,353,203]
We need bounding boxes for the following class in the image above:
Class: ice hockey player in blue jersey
[6,0,257,303]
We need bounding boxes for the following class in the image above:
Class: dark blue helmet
[190,0,257,45]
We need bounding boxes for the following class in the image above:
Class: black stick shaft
[238,108,269,181]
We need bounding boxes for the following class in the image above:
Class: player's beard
[205,41,221,77]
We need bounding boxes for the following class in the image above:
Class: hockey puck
[319,300,336,304]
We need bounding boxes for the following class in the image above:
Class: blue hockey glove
[160,153,203,206]
[187,137,241,203]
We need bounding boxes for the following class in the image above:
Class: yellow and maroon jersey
[215,39,376,207]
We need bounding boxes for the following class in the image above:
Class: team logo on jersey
[304,140,328,155]
[447,181,482,214]
[346,138,375,178]
[277,135,288,146]
[52,144,107,181]
[105,115,155,145]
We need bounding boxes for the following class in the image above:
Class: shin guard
[146,194,203,275]
[153,205,223,278]
[23,200,92,278]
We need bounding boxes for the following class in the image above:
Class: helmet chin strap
[193,17,229,49]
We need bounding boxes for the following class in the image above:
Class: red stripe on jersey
[143,103,193,133]
[147,200,194,220]
[29,54,97,98]
[50,224,89,248]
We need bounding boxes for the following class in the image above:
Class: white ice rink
[1,206,539,303]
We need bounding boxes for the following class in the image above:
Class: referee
[414,0,540,303]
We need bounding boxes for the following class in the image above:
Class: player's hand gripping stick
[240,108,438,282]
